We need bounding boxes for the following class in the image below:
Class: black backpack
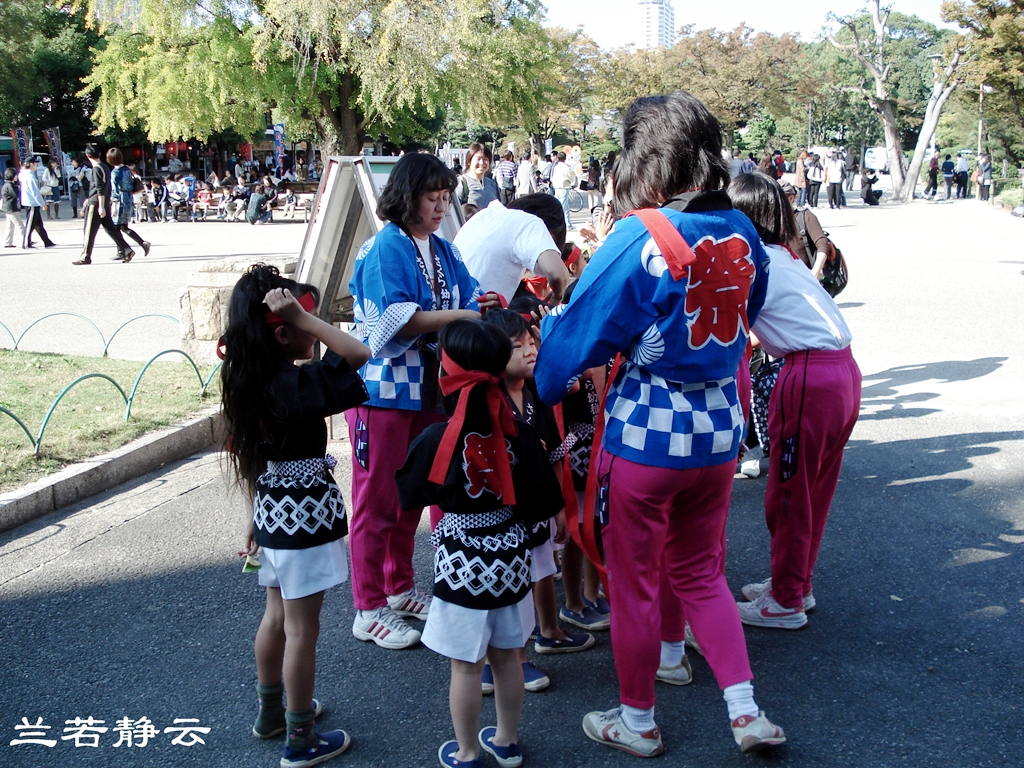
[795,209,848,298]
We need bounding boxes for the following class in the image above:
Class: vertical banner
[273,123,286,173]
[544,137,553,157]
[240,142,252,163]
[11,127,31,168]
[43,127,66,196]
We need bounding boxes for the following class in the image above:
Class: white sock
[723,681,759,721]
[620,704,656,733]
[660,640,684,667]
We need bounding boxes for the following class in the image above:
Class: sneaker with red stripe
[731,711,786,753]
[582,707,664,758]
[736,591,807,630]
[352,606,421,649]
[387,587,432,620]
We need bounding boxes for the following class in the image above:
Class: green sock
[253,681,285,737]
[285,708,318,751]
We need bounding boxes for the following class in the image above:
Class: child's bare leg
[583,556,602,604]
[488,647,524,747]
[255,587,286,683]
[449,658,485,761]
[281,590,324,712]
[534,575,566,640]
[562,539,586,614]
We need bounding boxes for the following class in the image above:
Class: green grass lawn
[0,350,221,493]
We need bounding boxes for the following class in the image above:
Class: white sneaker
[736,591,808,630]
[655,655,693,686]
[731,710,786,753]
[352,606,421,649]
[739,446,764,478]
[741,577,816,612]
[387,587,432,620]
[582,707,664,758]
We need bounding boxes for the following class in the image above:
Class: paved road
[1,194,1022,767]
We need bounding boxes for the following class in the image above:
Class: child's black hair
[438,319,511,379]
[507,294,548,326]
[220,263,320,493]
[482,308,532,341]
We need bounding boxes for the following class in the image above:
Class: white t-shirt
[453,200,557,301]
[550,162,575,189]
[412,235,435,286]
[751,244,852,357]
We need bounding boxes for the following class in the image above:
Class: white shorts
[530,531,558,582]
[422,592,535,663]
[257,539,348,600]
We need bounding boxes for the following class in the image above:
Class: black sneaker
[142,242,151,257]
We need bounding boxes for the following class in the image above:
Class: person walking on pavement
[824,149,845,209]
[108,148,151,258]
[18,158,56,249]
[924,150,940,199]
[2,167,26,248]
[842,147,857,192]
[74,145,136,265]
[551,151,576,231]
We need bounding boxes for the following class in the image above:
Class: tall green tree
[81,0,551,153]
[943,0,1024,164]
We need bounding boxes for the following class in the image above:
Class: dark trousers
[955,173,968,198]
[23,206,53,248]
[81,199,132,260]
[827,183,843,209]
[807,182,822,208]
[924,169,938,197]
[500,186,515,205]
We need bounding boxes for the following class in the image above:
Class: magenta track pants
[345,405,440,611]
[766,347,861,609]
[601,451,753,708]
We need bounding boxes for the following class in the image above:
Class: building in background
[637,0,676,49]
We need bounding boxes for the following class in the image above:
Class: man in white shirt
[549,151,576,230]
[824,149,845,210]
[454,195,571,304]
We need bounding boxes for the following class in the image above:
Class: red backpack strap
[624,208,696,280]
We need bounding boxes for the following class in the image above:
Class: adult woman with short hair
[346,153,499,650]
[534,91,785,756]
[457,142,500,208]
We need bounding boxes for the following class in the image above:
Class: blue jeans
[555,188,572,230]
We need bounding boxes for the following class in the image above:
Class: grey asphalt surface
[1,190,1022,767]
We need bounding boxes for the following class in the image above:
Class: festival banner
[43,127,67,195]
[10,126,31,168]
[273,123,286,172]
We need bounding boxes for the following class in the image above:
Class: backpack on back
[795,209,848,298]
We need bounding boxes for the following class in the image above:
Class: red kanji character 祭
[685,234,755,349]
[10,717,57,747]
[61,717,108,748]
[461,432,510,499]
[163,718,210,746]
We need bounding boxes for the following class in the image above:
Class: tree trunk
[314,71,365,156]
[878,100,905,197]
[899,86,956,202]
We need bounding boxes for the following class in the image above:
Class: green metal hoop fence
[0,313,179,356]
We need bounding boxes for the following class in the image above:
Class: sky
[541,0,958,50]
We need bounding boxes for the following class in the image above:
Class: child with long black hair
[396,319,563,768]
[222,263,370,768]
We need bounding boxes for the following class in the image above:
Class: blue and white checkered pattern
[603,363,744,470]
[361,348,426,405]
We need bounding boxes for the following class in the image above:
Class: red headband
[428,352,518,505]
[264,291,316,326]
[564,244,581,268]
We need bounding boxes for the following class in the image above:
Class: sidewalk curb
[0,408,222,535]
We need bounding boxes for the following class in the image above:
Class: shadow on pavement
[858,357,1007,421]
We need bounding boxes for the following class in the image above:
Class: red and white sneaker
[387,587,432,620]
[741,577,815,612]
[352,606,421,649]
[731,711,786,753]
[736,591,808,630]
[582,707,664,758]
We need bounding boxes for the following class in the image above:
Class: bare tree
[899,44,971,201]
[827,1,907,195]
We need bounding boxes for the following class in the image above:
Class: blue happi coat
[535,203,769,470]
[350,222,482,411]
